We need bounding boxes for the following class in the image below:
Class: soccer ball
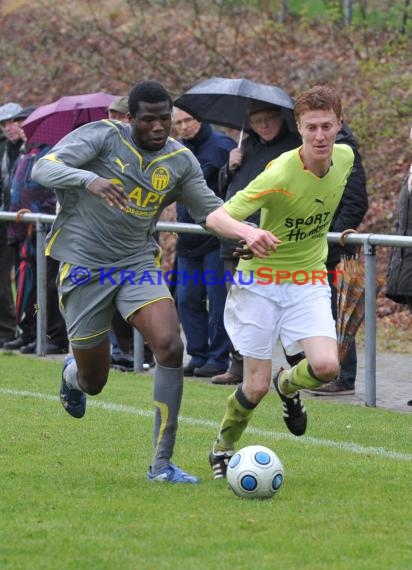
[226,445,284,499]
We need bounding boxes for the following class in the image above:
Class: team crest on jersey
[151,167,170,191]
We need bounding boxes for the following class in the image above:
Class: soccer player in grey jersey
[32,80,277,484]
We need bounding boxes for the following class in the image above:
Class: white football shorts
[224,279,336,359]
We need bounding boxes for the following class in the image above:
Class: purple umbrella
[22,92,119,146]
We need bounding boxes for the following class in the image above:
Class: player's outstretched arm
[206,206,280,259]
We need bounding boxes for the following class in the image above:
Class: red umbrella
[22,92,118,146]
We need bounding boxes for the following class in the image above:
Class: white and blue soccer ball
[227,445,284,499]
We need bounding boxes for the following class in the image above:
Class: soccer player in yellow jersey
[205,85,355,479]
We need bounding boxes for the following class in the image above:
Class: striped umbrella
[336,231,385,362]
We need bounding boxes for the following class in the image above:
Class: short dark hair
[128,81,173,117]
[294,85,342,123]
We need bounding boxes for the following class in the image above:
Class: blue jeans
[176,250,230,369]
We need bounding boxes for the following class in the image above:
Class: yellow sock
[280,359,323,395]
[214,389,255,452]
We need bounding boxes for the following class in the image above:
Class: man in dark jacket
[273,123,368,396]
[173,107,237,377]
[5,141,69,354]
[309,123,368,394]
[386,137,412,407]
[0,102,26,347]
[386,158,412,311]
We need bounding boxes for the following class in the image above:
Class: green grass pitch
[1,352,411,569]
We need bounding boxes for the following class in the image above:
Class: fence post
[35,220,48,356]
[363,239,377,407]
[133,328,144,372]
[2,212,411,409]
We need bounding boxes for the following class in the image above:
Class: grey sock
[63,359,82,392]
[151,364,183,473]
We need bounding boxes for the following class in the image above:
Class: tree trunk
[399,0,410,33]
[277,0,288,23]
[342,0,353,25]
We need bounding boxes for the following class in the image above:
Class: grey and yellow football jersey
[32,119,222,267]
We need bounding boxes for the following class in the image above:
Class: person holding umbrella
[31,80,278,484]
[5,123,70,355]
[206,85,355,479]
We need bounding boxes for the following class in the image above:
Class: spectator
[386,127,412,312]
[306,122,368,395]
[0,102,25,348]
[173,107,236,377]
[107,96,134,369]
[6,141,68,354]
[107,96,129,122]
[1,105,68,354]
[385,126,412,406]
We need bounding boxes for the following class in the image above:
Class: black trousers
[15,238,68,347]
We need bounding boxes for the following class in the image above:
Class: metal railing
[1,211,412,407]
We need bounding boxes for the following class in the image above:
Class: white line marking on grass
[2,388,411,462]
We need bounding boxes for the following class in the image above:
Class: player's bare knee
[244,378,270,401]
[311,358,339,382]
[254,383,270,400]
[153,334,184,367]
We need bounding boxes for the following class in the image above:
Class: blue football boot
[147,463,199,484]
[60,355,86,419]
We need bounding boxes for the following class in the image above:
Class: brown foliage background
[1,0,411,342]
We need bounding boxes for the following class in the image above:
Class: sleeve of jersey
[223,167,274,221]
[31,122,108,190]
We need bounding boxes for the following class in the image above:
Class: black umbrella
[174,77,296,135]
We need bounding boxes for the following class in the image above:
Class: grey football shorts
[58,258,172,348]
